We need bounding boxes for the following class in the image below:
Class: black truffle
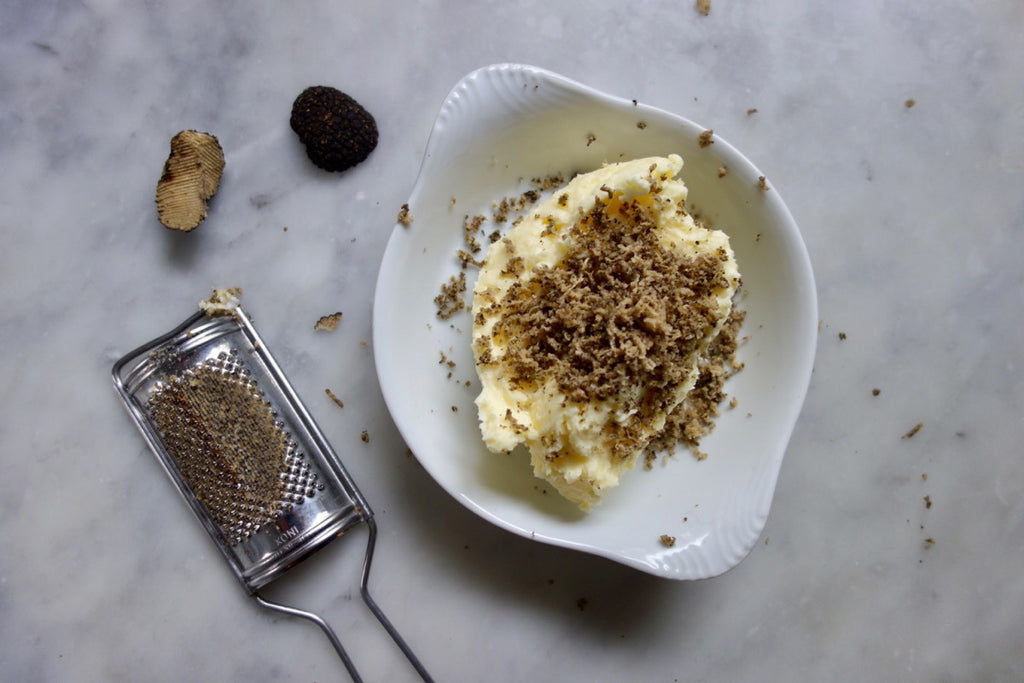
[290,86,378,172]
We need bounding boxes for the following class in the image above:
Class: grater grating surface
[147,351,322,547]
[112,298,432,682]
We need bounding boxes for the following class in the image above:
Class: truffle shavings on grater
[148,350,320,546]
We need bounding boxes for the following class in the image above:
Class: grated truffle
[397,203,413,226]
[325,388,344,408]
[648,305,746,459]
[902,422,924,439]
[314,312,343,331]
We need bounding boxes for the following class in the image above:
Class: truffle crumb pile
[148,352,320,546]
[648,304,746,460]
[437,175,565,318]
[476,192,732,458]
[444,160,745,492]
[434,271,467,319]
[290,86,378,172]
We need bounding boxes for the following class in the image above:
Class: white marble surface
[1,1,1022,681]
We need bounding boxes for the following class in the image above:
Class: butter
[472,155,740,510]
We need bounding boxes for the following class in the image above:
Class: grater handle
[254,594,364,683]
[253,518,434,682]
[359,518,436,682]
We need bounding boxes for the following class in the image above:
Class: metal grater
[112,298,433,683]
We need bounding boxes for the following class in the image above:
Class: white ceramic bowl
[373,64,816,579]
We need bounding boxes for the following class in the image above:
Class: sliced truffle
[156,130,225,231]
[290,86,378,172]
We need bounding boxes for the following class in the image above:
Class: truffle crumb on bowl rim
[373,64,817,580]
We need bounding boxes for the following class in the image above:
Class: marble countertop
[2,1,1022,681]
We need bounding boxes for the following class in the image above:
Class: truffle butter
[471,155,740,510]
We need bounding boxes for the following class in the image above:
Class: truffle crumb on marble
[314,312,343,331]
[902,422,924,439]
[324,388,344,409]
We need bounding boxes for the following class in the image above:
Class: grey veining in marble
[1,1,1022,681]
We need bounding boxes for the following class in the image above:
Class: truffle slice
[156,130,225,232]
[290,86,378,172]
